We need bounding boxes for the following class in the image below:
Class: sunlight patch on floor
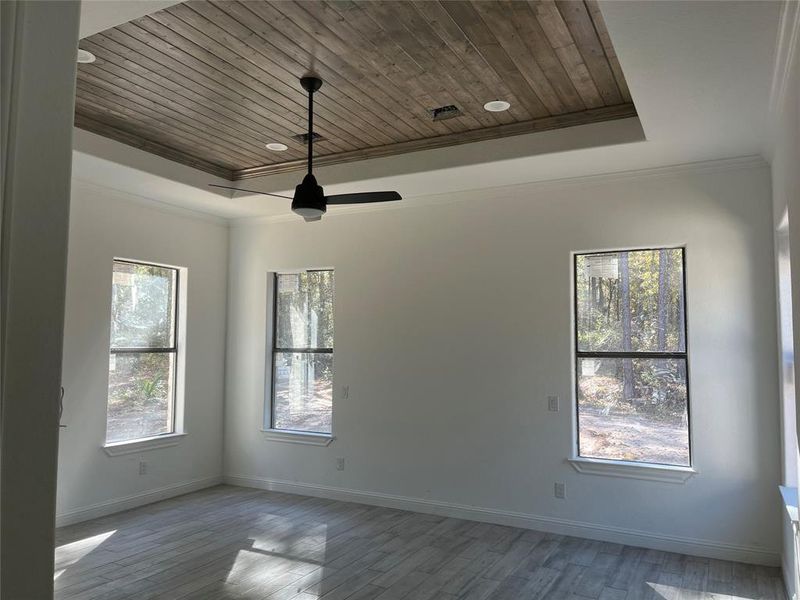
[54,530,116,570]
[648,581,751,600]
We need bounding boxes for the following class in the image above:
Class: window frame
[104,258,181,446]
[572,246,693,470]
[267,269,335,438]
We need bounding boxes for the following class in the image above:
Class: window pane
[106,352,174,443]
[111,261,176,349]
[577,357,689,466]
[576,249,685,353]
[275,271,334,349]
[273,352,332,434]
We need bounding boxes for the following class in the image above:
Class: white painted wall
[56,182,228,522]
[225,161,781,564]
[1,1,80,595]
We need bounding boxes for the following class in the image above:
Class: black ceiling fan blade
[325,191,402,205]
[208,184,292,200]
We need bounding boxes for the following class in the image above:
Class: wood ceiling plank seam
[98,26,349,157]
[354,0,493,131]
[281,0,467,137]
[75,87,250,170]
[469,0,564,115]
[81,38,310,165]
[503,0,587,113]
[268,0,445,139]
[409,1,532,123]
[172,2,390,147]
[233,103,637,180]
[529,0,604,108]
[217,0,421,144]
[438,0,550,119]
[178,1,396,149]
[136,11,365,153]
[318,0,463,136]
[75,97,242,172]
[388,1,512,128]
[75,70,269,166]
[74,113,234,179]
[113,21,352,158]
[77,53,306,163]
[583,0,632,103]
[554,0,623,106]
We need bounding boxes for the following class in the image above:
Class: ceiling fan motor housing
[292,173,327,218]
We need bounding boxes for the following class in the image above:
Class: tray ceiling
[75,0,637,181]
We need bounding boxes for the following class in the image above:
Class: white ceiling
[79,1,181,38]
[72,0,783,221]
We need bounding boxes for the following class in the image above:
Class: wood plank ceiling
[75,0,636,181]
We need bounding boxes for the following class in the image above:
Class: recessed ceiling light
[265,142,288,151]
[77,49,96,64]
[483,100,510,112]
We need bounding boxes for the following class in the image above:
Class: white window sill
[103,433,187,456]
[260,429,334,446]
[568,457,697,483]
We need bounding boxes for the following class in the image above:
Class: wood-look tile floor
[54,485,785,600]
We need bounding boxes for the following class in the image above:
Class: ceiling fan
[210,76,402,222]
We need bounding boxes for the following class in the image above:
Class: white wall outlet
[547,395,559,412]
[554,482,566,499]
[342,385,349,399]
[336,457,345,471]
[138,461,147,476]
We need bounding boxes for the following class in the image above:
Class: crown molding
[232,104,638,181]
[72,178,229,226]
[230,154,768,227]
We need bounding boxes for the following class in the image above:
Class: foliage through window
[575,248,690,466]
[271,270,334,434]
[106,260,178,443]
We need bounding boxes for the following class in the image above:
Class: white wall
[56,182,228,522]
[225,161,781,564]
[1,1,80,595]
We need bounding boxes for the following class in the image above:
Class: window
[270,270,334,434]
[574,248,690,467]
[106,260,179,444]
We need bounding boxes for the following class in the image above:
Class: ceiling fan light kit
[210,75,402,222]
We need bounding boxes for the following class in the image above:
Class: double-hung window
[270,270,334,435]
[106,260,179,444]
[574,248,690,467]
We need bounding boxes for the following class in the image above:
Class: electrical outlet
[554,482,566,499]
[342,385,349,399]
[547,395,559,412]
[139,461,147,476]
[336,457,345,471]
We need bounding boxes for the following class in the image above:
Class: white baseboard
[56,475,222,527]
[225,474,780,567]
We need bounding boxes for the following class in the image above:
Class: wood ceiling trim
[234,102,637,180]
[585,0,632,103]
[74,0,637,182]
[81,34,311,163]
[75,77,261,168]
[77,46,296,163]
[75,113,234,179]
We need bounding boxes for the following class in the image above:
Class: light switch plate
[548,395,559,412]
[554,482,566,499]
